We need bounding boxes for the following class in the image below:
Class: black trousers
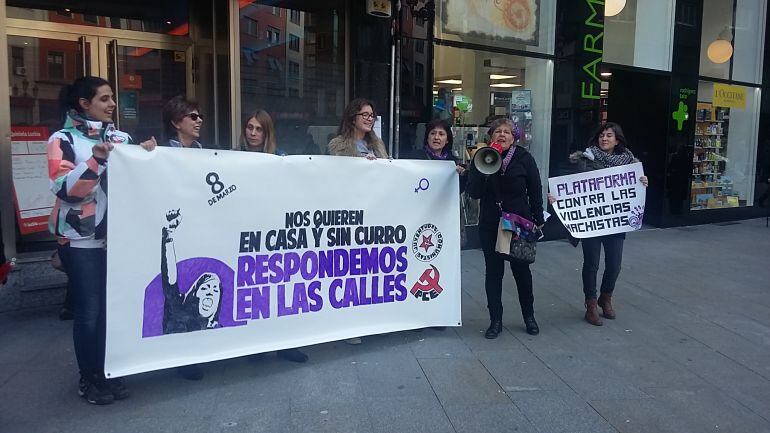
[479,223,534,321]
[581,235,624,299]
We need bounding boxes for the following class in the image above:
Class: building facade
[1,1,768,304]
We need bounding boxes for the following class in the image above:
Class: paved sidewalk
[1,219,769,433]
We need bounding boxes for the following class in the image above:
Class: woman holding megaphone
[467,118,545,338]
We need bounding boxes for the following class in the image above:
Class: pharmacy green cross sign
[672,101,689,131]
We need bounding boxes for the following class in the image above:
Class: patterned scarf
[67,109,110,140]
[587,145,635,168]
[424,144,450,160]
[500,145,516,172]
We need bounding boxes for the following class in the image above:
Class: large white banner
[105,146,461,377]
[548,163,646,238]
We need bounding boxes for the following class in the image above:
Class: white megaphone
[473,141,504,175]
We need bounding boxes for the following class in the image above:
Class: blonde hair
[241,110,277,154]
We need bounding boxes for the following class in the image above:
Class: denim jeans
[58,244,107,377]
[479,223,535,321]
[581,235,625,299]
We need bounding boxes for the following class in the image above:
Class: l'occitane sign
[713,83,746,109]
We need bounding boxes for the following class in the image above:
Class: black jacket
[407,147,467,194]
[467,146,544,226]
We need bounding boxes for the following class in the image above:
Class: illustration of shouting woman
[161,209,222,334]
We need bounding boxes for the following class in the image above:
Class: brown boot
[598,293,616,319]
[584,298,603,326]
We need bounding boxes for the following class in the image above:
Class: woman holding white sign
[47,76,154,405]
[548,122,648,326]
[467,118,545,338]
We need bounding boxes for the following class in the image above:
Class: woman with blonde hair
[241,109,282,155]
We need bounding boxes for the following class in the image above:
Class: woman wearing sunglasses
[162,96,204,149]
[328,98,387,160]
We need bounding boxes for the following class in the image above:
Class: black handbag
[495,212,538,264]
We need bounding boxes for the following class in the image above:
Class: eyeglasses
[355,112,376,120]
[185,113,203,121]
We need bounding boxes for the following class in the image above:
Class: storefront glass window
[6,4,189,35]
[690,81,761,210]
[604,0,675,72]
[239,1,346,155]
[699,0,767,84]
[433,0,556,55]
[415,45,552,225]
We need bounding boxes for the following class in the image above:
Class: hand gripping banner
[105,146,461,377]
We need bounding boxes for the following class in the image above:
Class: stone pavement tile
[0,316,66,364]
[366,396,455,433]
[661,345,769,391]
[721,384,770,420]
[674,322,770,379]
[290,401,374,433]
[591,346,707,389]
[475,349,568,393]
[409,329,475,359]
[535,351,651,401]
[641,386,770,433]
[419,358,510,405]
[209,398,292,433]
[353,350,436,398]
[508,390,617,433]
[456,319,530,352]
[284,356,365,407]
[590,397,712,433]
[443,401,539,433]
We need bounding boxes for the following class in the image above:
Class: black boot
[524,316,539,335]
[485,320,502,339]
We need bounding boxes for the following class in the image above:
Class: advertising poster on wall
[10,126,54,235]
[440,0,540,45]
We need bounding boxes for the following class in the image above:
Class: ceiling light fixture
[489,83,523,88]
[436,79,462,85]
[707,28,733,64]
[600,72,612,77]
[604,0,626,17]
[490,74,516,80]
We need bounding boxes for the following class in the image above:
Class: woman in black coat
[467,118,545,338]
[409,119,467,187]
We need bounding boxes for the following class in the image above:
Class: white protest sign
[105,146,461,377]
[548,162,646,238]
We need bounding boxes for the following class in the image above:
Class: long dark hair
[423,119,454,152]
[588,122,628,153]
[58,76,111,117]
[338,98,378,143]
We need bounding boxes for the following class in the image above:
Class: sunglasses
[185,113,204,121]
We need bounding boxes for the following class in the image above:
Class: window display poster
[442,0,539,45]
[10,126,54,235]
[511,90,532,111]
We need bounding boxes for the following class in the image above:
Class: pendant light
[605,0,627,17]
[707,28,733,64]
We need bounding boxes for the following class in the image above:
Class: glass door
[5,31,94,248]
[100,38,190,142]
[5,28,191,251]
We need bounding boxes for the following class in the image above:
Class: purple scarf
[425,144,450,160]
[500,146,516,172]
